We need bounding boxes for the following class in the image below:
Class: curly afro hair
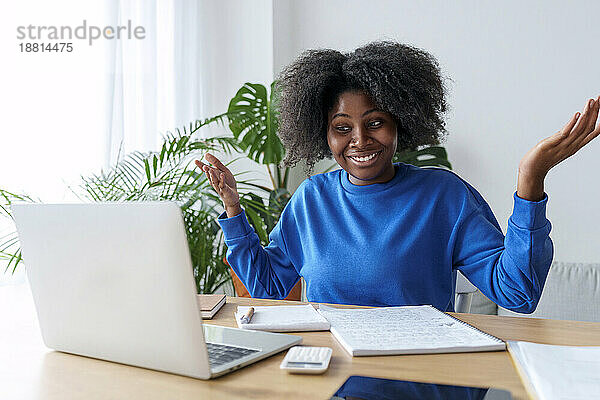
[275,41,449,173]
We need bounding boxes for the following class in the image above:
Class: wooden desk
[2,283,600,399]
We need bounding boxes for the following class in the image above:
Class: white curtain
[104,0,275,185]
[1,0,275,285]
[104,0,204,167]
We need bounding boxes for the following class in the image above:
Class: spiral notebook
[318,305,505,356]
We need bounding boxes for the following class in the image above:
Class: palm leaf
[0,189,35,272]
[226,82,285,165]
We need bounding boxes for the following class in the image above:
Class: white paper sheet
[235,304,330,332]
[318,305,504,356]
[508,341,600,400]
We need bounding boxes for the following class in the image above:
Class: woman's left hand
[517,95,600,201]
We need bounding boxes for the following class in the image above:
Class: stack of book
[196,294,226,319]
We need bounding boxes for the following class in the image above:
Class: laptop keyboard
[206,342,260,367]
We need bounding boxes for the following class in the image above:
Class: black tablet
[332,375,513,400]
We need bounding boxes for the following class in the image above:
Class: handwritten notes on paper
[318,305,505,356]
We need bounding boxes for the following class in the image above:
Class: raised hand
[517,95,600,201]
[195,153,242,218]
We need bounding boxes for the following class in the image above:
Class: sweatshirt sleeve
[217,208,301,299]
[453,192,554,313]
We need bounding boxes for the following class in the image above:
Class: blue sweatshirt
[218,163,553,313]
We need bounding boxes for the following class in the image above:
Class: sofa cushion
[498,262,600,322]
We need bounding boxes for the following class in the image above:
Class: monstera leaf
[226,82,284,165]
[394,146,452,170]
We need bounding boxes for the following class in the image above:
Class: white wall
[198,0,274,190]
[273,0,600,263]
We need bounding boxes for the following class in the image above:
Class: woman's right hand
[195,153,242,218]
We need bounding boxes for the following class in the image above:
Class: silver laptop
[11,202,301,379]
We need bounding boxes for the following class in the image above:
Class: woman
[195,41,598,312]
[196,41,598,399]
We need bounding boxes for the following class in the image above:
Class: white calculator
[279,346,332,374]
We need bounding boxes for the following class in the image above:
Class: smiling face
[327,91,398,186]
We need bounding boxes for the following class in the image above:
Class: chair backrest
[455,271,478,313]
[498,262,600,322]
